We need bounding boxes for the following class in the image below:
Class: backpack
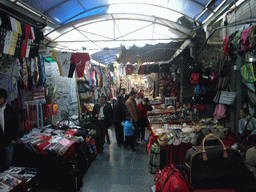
[148,142,161,174]
[190,73,200,85]
[146,134,158,155]
[223,36,230,56]
[241,26,252,52]
[194,85,206,95]
[155,164,190,192]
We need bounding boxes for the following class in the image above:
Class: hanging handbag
[185,133,248,189]
[213,91,221,103]
[219,91,236,105]
[190,73,200,85]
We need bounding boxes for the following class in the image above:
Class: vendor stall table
[148,121,192,165]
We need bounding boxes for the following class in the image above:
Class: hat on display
[167,132,176,145]
[190,133,198,145]
[173,138,182,146]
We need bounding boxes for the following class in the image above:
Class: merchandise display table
[7,125,98,191]
[148,121,193,165]
[148,118,233,165]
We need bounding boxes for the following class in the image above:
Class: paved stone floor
[80,128,155,192]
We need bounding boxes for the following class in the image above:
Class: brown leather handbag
[185,133,248,189]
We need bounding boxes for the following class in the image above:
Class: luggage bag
[148,142,161,174]
[185,133,248,189]
[155,164,190,192]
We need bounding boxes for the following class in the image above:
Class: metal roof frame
[45,13,193,41]
[40,2,194,25]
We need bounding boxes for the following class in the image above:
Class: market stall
[4,124,98,191]
[147,115,233,172]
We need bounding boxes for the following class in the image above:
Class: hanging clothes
[51,52,63,76]
[38,55,46,86]
[31,57,39,86]
[0,72,13,104]
[20,24,33,58]
[56,52,72,77]
[20,58,29,88]
[89,67,92,86]
[70,53,90,78]
[126,63,133,75]
[138,65,145,75]
[91,65,94,86]
[93,67,96,86]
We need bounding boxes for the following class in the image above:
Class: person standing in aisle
[135,92,143,105]
[123,117,135,151]
[92,95,113,153]
[138,89,144,99]
[125,91,139,144]
[120,88,129,104]
[137,98,152,141]
[0,88,19,172]
[113,95,126,147]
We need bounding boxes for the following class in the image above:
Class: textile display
[240,63,256,83]
[70,53,90,78]
[56,52,72,77]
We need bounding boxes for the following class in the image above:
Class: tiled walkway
[80,128,155,192]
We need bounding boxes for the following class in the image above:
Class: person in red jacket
[138,90,144,99]
[137,98,152,141]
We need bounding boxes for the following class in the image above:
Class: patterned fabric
[240,63,256,83]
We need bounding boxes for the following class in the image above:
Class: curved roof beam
[43,0,70,15]
[46,2,194,25]
[45,13,193,40]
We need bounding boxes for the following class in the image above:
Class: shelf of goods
[148,118,230,165]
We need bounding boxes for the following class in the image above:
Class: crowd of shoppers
[92,88,152,152]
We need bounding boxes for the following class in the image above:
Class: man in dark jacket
[120,88,129,104]
[0,88,19,172]
[92,95,113,153]
[113,95,126,146]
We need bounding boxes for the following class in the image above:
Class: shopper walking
[137,98,152,141]
[0,88,19,172]
[92,95,113,153]
[113,95,126,147]
[120,88,129,104]
[123,117,135,151]
[125,91,139,143]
